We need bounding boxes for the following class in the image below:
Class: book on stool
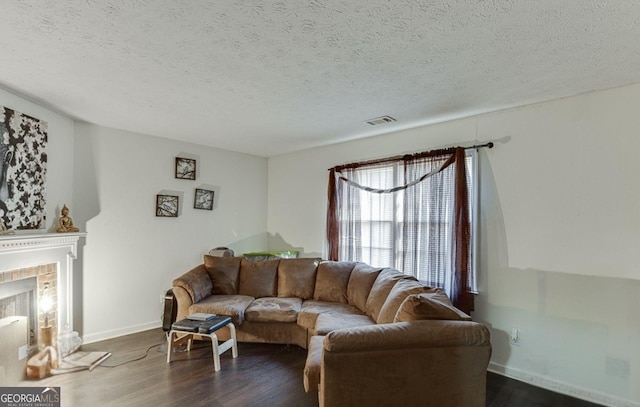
[172,315,232,334]
[187,313,216,321]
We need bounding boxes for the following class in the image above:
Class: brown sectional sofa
[172,256,492,407]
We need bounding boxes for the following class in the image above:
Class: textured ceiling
[1,1,640,157]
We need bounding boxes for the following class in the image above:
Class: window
[327,148,476,309]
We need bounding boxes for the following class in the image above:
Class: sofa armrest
[172,264,212,321]
[172,264,212,303]
[172,286,193,322]
[320,321,491,407]
[324,320,490,352]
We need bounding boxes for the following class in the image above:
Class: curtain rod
[329,142,494,171]
[465,142,494,150]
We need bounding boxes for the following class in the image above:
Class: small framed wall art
[194,188,214,210]
[175,157,196,180]
[156,194,179,217]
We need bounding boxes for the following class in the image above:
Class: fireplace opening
[0,277,38,354]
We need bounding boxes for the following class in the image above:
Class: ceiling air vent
[365,115,396,126]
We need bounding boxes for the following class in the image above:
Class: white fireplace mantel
[0,231,86,332]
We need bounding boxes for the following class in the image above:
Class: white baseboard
[82,321,162,345]
[488,362,639,407]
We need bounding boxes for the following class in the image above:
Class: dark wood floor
[25,328,602,407]
[486,371,601,407]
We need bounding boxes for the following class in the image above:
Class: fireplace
[0,277,38,350]
[0,265,60,353]
[0,232,85,336]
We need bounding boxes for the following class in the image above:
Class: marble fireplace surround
[0,232,86,333]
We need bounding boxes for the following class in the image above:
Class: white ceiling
[1,1,640,157]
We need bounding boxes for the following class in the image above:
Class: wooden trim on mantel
[0,231,87,247]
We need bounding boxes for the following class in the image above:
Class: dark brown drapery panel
[326,168,339,261]
[449,147,473,313]
[326,146,473,314]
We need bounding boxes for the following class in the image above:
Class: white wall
[267,84,640,406]
[3,80,638,405]
[1,87,271,345]
[73,123,268,343]
[0,88,75,230]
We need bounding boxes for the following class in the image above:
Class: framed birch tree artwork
[156,194,179,217]
[175,157,196,180]
[194,188,214,210]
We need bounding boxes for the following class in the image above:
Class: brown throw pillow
[313,261,356,303]
[346,263,382,312]
[393,290,472,322]
[365,268,416,322]
[277,258,320,299]
[376,279,430,323]
[238,258,280,298]
[203,255,242,295]
[172,266,212,303]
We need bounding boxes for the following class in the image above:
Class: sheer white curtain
[327,147,473,313]
[334,162,396,267]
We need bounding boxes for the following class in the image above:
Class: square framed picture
[175,157,196,180]
[156,194,179,217]
[194,188,214,210]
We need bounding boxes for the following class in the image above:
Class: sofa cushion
[313,261,356,304]
[245,297,303,323]
[313,312,375,336]
[188,294,254,325]
[238,258,280,298]
[303,335,325,393]
[346,263,382,312]
[277,258,320,300]
[365,268,416,322]
[203,255,242,295]
[297,300,364,331]
[376,279,430,323]
[394,290,472,322]
[172,266,212,303]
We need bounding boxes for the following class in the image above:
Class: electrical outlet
[510,328,520,345]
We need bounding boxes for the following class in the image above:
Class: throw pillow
[238,258,280,298]
[313,261,356,303]
[277,258,320,299]
[203,255,242,295]
[365,268,416,322]
[346,263,382,312]
[376,279,430,323]
[393,290,472,322]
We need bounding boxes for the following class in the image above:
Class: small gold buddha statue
[56,205,79,233]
